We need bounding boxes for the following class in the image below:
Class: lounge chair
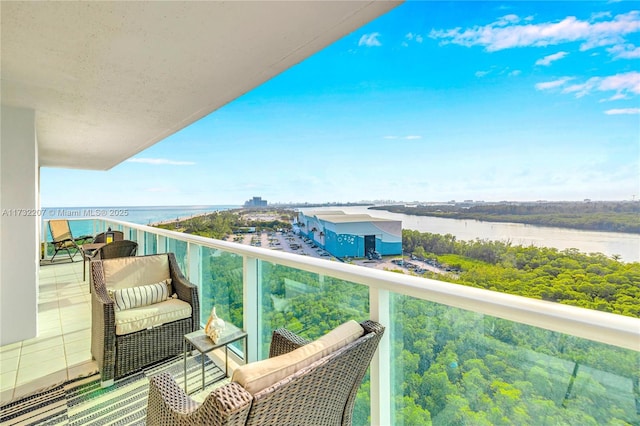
[48,219,93,262]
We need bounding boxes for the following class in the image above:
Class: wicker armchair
[93,240,138,260]
[91,253,199,386]
[146,320,385,426]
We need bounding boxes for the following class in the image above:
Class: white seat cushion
[232,320,364,395]
[114,298,192,335]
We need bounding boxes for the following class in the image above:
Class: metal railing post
[370,287,391,426]
[243,256,260,363]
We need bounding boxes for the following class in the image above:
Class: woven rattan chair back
[95,240,138,260]
[93,230,124,244]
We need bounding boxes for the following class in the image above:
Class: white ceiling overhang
[1,1,401,170]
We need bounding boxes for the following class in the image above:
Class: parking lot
[226,231,335,260]
[225,231,451,277]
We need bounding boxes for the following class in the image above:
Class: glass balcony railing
[41,218,640,425]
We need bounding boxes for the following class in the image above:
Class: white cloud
[126,158,195,166]
[604,108,640,115]
[603,92,629,101]
[509,70,522,77]
[536,72,640,98]
[591,11,612,20]
[429,11,640,56]
[495,14,520,26]
[475,70,490,77]
[405,32,424,45]
[535,77,574,90]
[535,51,569,66]
[358,33,382,47]
[607,43,640,59]
[561,71,640,98]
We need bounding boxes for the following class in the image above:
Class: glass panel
[166,238,188,273]
[129,228,137,242]
[144,232,157,255]
[259,261,370,425]
[107,221,124,232]
[201,247,244,336]
[390,294,640,425]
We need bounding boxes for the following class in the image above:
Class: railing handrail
[54,217,640,352]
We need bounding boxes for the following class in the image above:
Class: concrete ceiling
[1,1,401,170]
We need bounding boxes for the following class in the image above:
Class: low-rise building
[297,210,402,258]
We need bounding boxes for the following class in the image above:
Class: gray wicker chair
[91,253,199,386]
[92,230,124,244]
[93,240,138,260]
[146,320,384,426]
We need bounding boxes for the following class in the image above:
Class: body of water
[302,206,640,263]
[43,205,239,240]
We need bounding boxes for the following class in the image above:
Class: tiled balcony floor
[0,259,97,405]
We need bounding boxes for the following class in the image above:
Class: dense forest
[371,201,640,233]
[196,232,639,425]
[403,230,640,318]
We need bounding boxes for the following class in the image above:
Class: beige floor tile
[19,345,65,367]
[63,329,90,344]
[13,369,67,401]
[36,328,64,340]
[64,339,89,355]
[38,310,60,324]
[0,346,21,361]
[21,336,63,354]
[0,342,22,353]
[61,321,90,334]
[59,306,89,317]
[0,371,17,392]
[16,358,66,385]
[66,350,92,367]
[0,356,20,374]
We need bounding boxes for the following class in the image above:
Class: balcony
[1,217,637,424]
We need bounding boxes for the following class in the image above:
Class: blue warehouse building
[296,210,402,259]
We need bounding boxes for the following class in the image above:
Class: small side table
[80,243,105,282]
[183,324,248,394]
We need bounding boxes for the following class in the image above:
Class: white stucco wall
[1,105,38,345]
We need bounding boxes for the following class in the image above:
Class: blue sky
[41,1,640,207]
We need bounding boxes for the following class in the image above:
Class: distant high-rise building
[244,196,268,207]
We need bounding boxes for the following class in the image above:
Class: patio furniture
[81,233,128,281]
[183,325,248,394]
[91,253,199,386]
[48,219,93,262]
[93,230,124,244]
[146,320,385,425]
[93,240,138,260]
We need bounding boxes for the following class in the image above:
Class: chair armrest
[146,373,252,426]
[90,260,116,383]
[360,320,385,336]
[269,328,311,358]
[147,372,200,424]
[167,253,200,332]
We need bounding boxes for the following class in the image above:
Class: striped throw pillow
[109,279,172,311]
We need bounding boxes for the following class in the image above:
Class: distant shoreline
[370,202,640,234]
